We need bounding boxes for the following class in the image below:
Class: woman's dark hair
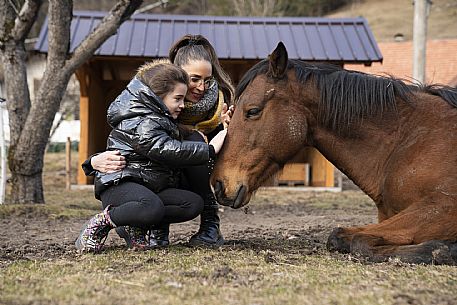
[136,59,189,99]
[169,34,235,103]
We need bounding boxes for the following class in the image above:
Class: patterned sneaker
[125,226,153,251]
[116,226,158,249]
[75,206,116,253]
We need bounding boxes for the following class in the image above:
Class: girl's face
[162,83,187,119]
[181,60,213,103]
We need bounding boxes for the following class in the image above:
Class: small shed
[35,11,383,187]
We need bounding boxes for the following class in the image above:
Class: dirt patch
[0,189,376,267]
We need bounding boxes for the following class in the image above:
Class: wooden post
[413,0,431,83]
[324,159,335,187]
[66,137,71,190]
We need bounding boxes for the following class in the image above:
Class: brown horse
[211,42,457,264]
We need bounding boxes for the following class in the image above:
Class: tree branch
[12,0,42,42]
[0,0,15,48]
[65,0,143,74]
[7,0,19,15]
[47,0,72,66]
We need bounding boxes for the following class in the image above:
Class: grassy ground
[1,152,457,305]
[3,249,457,305]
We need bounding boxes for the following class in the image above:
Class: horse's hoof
[427,240,456,265]
[449,242,457,263]
[327,227,350,253]
[349,233,386,262]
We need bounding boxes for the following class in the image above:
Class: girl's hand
[91,150,126,173]
[209,129,227,154]
[221,103,235,129]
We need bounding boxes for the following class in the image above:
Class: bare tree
[232,0,284,16]
[0,0,143,203]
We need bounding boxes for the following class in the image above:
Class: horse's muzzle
[214,180,247,209]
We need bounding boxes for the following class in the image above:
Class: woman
[85,35,235,247]
[76,59,227,253]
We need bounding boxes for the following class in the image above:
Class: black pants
[100,181,204,229]
[182,131,213,200]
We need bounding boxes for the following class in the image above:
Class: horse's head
[211,42,312,208]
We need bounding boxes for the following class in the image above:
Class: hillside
[327,0,457,42]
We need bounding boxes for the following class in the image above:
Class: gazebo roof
[35,11,382,64]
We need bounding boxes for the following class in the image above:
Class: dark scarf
[178,82,218,125]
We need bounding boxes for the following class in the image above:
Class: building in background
[346,39,457,86]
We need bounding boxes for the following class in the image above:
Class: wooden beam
[308,148,335,187]
[77,95,90,184]
[325,159,335,187]
[76,64,90,184]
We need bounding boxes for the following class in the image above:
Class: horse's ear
[268,42,288,79]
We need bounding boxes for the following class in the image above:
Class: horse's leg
[327,227,365,253]
[327,208,392,252]
[327,203,457,264]
[350,235,457,264]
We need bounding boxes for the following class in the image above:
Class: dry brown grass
[1,249,457,305]
[327,0,457,42]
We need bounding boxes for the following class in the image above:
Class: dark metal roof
[35,11,383,63]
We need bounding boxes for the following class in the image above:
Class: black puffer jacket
[94,78,213,198]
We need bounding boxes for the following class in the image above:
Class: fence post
[66,137,71,190]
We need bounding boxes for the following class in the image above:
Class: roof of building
[345,39,457,86]
[34,11,382,64]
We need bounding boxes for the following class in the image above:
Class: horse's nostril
[214,180,224,196]
[233,185,247,209]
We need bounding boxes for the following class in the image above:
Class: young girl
[75,60,227,252]
[86,35,235,247]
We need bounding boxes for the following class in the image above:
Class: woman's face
[162,82,187,119]
[181,60,213,103]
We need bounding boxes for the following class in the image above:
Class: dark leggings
[182,131,213,199]
[100,181,204,229]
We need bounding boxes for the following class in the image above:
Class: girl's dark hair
[169,34,235,103]
[136,59,189,99]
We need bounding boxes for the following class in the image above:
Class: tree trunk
[1,0,39,203]
[1,42,42,203]
[1,0,143,204]
[10,171,44,203]
[9,70,72,203]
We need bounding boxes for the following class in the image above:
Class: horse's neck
[311,118,400,201]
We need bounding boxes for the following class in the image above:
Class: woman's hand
[91,150,126,173]
[209,129,227,154]
[221,103,235,129]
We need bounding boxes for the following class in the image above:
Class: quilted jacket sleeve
[81,153,100,176]
[132,117,211,167]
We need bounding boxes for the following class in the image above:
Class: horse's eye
[246,108,261,118]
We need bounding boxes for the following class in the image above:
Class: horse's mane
[236,59,457,131]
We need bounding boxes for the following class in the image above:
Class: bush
[46,141,79,153]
